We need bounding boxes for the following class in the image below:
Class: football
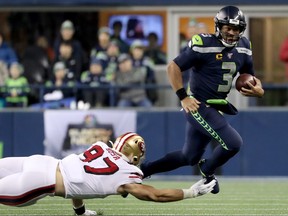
[235,73,256,91]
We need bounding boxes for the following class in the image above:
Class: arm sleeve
[174,36,203,72]
[174,48,197,72]
[239,38,255,76]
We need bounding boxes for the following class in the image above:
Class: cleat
[204,175,219,194]
[198,159,220,194]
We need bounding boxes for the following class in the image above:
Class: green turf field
[0,177,287,216]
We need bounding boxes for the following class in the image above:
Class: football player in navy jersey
[141,6,264,194]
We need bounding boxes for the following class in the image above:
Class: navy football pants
[141,103,243,177]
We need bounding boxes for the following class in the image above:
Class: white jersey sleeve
[59,141,143,199]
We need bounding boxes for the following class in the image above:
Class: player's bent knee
[228,147,240,157]
[225,134,243,152]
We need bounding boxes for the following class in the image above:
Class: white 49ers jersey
[59,141,143,199]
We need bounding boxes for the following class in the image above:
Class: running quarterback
[141,6,264,194]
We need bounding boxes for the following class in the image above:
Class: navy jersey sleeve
[173,35,205,72]
[173,46,196,72]
[237,37,255,76]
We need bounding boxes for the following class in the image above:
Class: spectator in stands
[80,58,110,107]
[90,27,111,58]
[130,40,158,104]
[0,31,18,92]
[0,61,9,108]
[110,20,130,53]
[37,35,55,64]
[96,40,121,82]
[0,31,18,67]
[130,40,153,68]
[0,61,8,87]
[20,35,54,106]
[53,20,87,75]
[279,35,288,80]
[144,32,166,65]
[22,35,53,85]
[126,18,145,39]
[43,62,75,108]
[115,53,152,107]
[53,41,82,82]
[2,63,29,108]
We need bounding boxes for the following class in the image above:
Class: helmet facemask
[113,132,146,167]
[217,24,242,47]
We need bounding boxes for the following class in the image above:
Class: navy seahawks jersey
[174,33,254,102]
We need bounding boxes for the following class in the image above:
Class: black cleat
[205,175,219,194]
[198,159,220,194]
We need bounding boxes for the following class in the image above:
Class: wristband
[176,88,188,101]
[182,188,194,199]
[73,204,85,215]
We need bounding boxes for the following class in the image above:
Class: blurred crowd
[0,19,167,109]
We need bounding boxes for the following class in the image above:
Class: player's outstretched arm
[72,199,97,216]
[118,179,216,202]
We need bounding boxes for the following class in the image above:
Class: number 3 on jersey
[81,145,119,175]
[218,62,237,92]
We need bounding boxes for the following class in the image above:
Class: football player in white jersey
[0,132,215,215]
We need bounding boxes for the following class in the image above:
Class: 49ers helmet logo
[138,141,146,156]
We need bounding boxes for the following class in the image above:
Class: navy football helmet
[214,6,247,47]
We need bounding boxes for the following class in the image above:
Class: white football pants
[0,155,59,206]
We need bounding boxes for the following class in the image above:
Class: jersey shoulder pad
[239,37,252,49]
[191,34,204,46]
[189,33,214,48]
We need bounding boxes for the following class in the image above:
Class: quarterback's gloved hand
[182,179,216,199]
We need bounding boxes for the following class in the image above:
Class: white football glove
[76,209,97,216]
[182,179,216,199]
